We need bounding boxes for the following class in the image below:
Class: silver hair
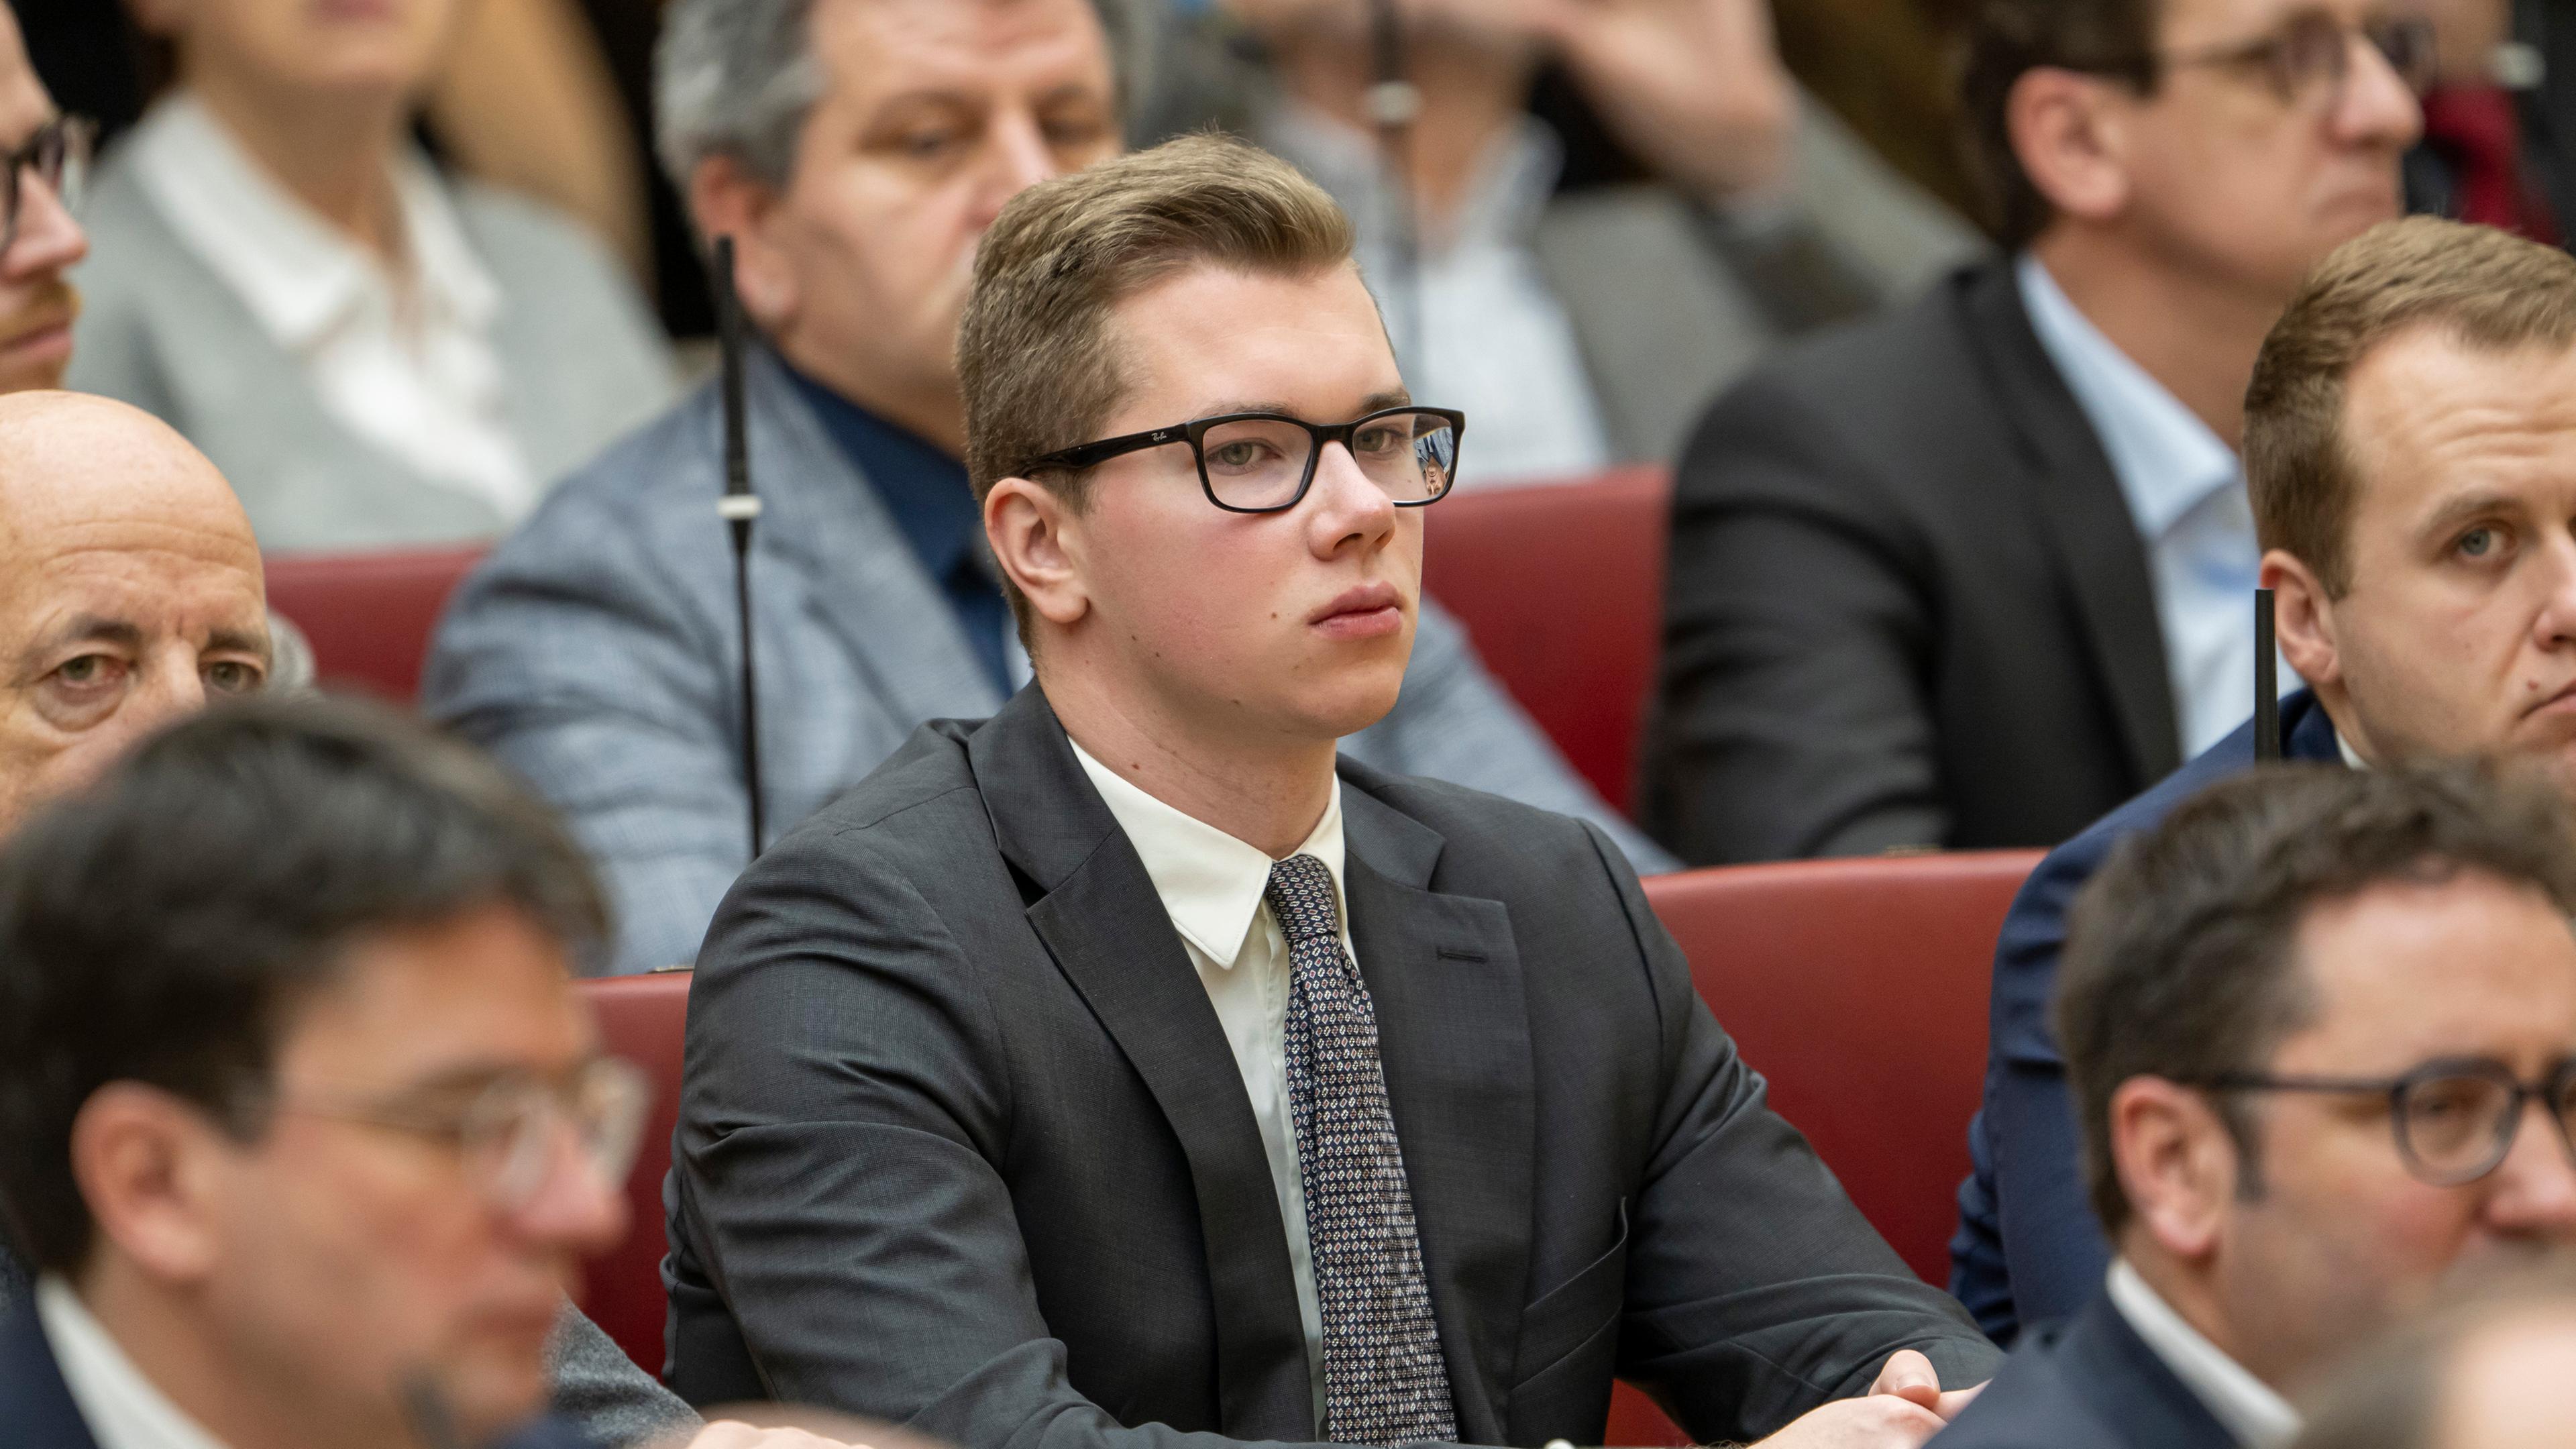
[653,0,1152,195]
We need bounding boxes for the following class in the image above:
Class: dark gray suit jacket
[665,686,1997,1447]
[1646,259,2181,865]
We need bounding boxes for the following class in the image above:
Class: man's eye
[2459,527,2500,559]
[52,654,121,688]
[896,127,963,158]
[206,661,262,695]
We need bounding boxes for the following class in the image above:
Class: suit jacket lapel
[745,347,1007,729]
[972,691,1314,1439]
[1341,786,1536,1448]
[2061,1295,2240,1449]
[1961,263,2183,786]
[0,1305,101,1449]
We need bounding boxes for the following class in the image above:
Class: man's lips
[2528,678,2576,719]
[1309,583,1405,640]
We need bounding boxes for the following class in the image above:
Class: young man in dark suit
[1934,763,2576,1449]
[1957,217,2576,1340]
[666,133,1998,1449]
[1647,0,2426,867]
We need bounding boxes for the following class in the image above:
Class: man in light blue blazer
[424,0,1675,978]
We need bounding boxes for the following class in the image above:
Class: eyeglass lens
[1199,411,1460,511]
[2267,12,2436,105]
[461,1060,650,1212]
[2394,1067,2576,1185]
[4,120,91,253]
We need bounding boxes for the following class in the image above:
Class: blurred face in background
[2032,0,2421,302]
[0,395,268,837]
[0,5,87,394]
[706,0,1121,448]
[125,0,465,107]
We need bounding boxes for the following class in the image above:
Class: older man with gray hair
[424,0,1675,979]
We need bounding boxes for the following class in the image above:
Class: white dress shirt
[2105,1259,2300,1448]
[1264,103,1615,488]
[36,1276,233,1449]
[125,95,537,524]
[2018,256,2293,758]
[1069,739,1344,1417]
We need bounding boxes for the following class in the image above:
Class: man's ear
[986,478,1091,634]
[68,1083,230,1289]
[2265,549,2345,697]
[2110,1076,2243,1265]
[688,155,799,334]
[2008,68,2134,226]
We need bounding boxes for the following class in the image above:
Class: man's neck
[775,337,969,458]
[73,1260,398,1449]
[2029,227,2290,452]
[1265,27,1536,238]
[183,72,409,265]
[1043,663,1338,859]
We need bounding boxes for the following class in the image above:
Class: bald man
[0,3,86,396]
[0,392,268,831]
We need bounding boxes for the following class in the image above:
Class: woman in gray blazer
[68,0,676,554]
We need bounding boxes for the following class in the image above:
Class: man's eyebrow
[1196,392,1417,421]
[207,626,274,665]
[11,616,142,682]
[2416,490,2525,541]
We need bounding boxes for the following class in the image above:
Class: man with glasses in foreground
[0,0,89,396]
[0,696,653,1448]
[1932,761,2576,1449]
[666,133,1996,1449]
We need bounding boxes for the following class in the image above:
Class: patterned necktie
[1265,853,1459,1447]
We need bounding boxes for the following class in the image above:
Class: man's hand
[1750,1350,1988,1448]
[1520,0,1799,205]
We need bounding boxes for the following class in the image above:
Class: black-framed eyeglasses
[273,1057,651,1214]
[2184,1057,2576,1187]
[2,115,92,254]
[2077,11,2437,109]
[1020,406,1466,515]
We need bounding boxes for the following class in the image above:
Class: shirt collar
[127,93,501,352]
[2106,1258,2302,1448]
[1260,99,1562,256]
[1068,738,1348,970]
[782,362,985,584]
[2017,254,2241,542]
[36,1276,234,1449]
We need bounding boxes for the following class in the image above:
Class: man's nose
[2534,537,2576,648]
[5,172,87,279]
[1306,441,1399,554]
[507,1118,631,1256]
[972,113,1069,229]
[2485,1095,2576,1238]
[2332,32,2426,150]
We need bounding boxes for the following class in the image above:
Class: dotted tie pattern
[1266,853,1459,1448]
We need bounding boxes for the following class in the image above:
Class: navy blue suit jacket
[0,1301,600,1449]
[1948,692,2343,1342]
[1925,1291,2238,1449]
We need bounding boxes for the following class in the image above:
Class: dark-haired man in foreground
[669,133,1996,1449]
[1933,763,2576,1449]
[1958,215,2576,1340]
[0,697,641,1448]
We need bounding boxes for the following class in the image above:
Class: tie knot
[1264,853,1341,947]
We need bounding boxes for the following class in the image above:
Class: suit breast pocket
[1511,1200,1630,1388]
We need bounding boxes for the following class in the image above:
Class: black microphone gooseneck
[713,236,766,859]
[1367,0,1424,378]
[2254,588,2281,763]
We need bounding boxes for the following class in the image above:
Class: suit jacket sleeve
[1589,824,2001,1438]
[673,825,1336,1449]
[1652,373,1945,865]
[1352,601,1680,874]
[421,488,751,977]
[1987,847,2114,1330]
[547,1306,700,1448]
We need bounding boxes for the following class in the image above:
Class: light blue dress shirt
[2017,255,2286,757]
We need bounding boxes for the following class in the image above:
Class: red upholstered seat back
[261,545,488,702]
[1420,469,1670,812]
[576,971,694,1376]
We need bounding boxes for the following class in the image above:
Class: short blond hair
[958,134,1356,635]
[2247,218,2576,596]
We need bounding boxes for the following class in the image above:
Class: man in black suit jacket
[1647,0,2426,865]
[667,134,1998,1449]
[1931,763,2576,1449]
